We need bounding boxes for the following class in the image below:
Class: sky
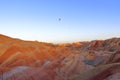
[0,0,120,43]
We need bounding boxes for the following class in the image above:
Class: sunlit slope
[0,34,70,67]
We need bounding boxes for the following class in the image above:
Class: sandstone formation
[0,34,120,80]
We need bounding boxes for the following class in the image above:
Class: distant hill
[60,37,120,52]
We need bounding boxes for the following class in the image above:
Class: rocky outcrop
[86,38,120,52]
[72,50,120,80]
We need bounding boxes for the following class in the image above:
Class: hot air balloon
[58,18,61,21]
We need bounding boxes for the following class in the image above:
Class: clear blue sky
[0,0,120,43]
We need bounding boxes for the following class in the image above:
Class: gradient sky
[0,0,120,43]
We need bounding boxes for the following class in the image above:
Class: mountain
[0,34,120,80]
[61,37,120,52]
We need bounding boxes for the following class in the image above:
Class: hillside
[0,34,120,80]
